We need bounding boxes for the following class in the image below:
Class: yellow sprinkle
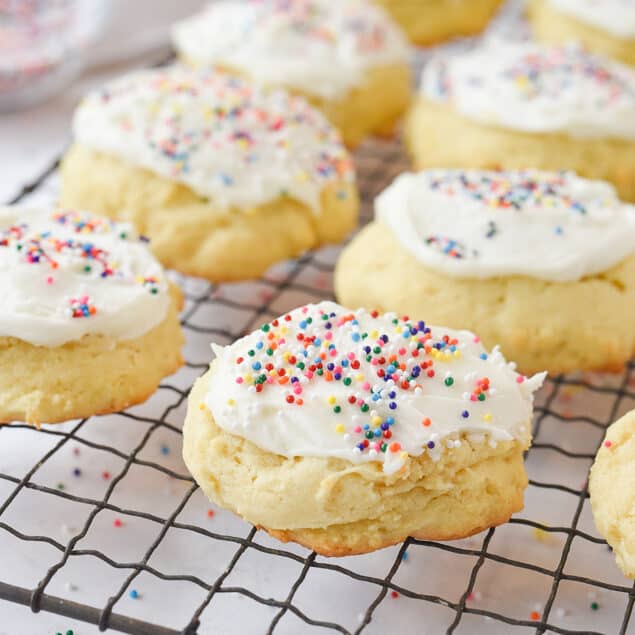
[335,424,345,434]
[327,396,337,405]
[400,451,408,460]
[370,329,379,339]
[371,416,382,426]
[283,352,290,361]
[198,402,206,411]
[453,350,462,359]
[227,399,235,407]
[245,373,253,383]
[532,526,550,543]
[356,374,364,381]
[483,413,492,422]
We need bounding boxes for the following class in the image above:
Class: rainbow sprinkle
[227,304,505,461]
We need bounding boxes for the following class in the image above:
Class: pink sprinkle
[516,376,525,384]
[392,373,399,381]
[329,349,337,357]
[302,307,308,314]
[470,395,477,402]
[371,358,379,366]
[353,426,362,433]
[473,336,481,343]
[604,440,613,448]
[293,385,302,395]
[46,276,54,285]
[398,348,406,355]
[362,382,371,391]
[235,377,243,384]
[325,332,333,340]
[266,377,274,384]
[347,352,355,360]
[305,371,314,379]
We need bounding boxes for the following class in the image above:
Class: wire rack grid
[1,133,634,635]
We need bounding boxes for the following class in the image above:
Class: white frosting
[72,66,355,211]
[172,0,411,100]
[549,0,635,39]
[422,41,635,140]
[205,302,545,475]
[375,170,635,282]
[0,207,170,347]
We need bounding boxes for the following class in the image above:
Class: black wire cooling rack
[2,130,635,635]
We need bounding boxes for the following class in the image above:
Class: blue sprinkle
[129,590,139,600]
[386,417,395,425]
[389,402,397,410]
[402,551,408,561]
[160,445,169,456]
[427,441,435,449]
[480,353,488,360]
[252,362,262,370]
[351,333,361,342]
[461,410,469,418]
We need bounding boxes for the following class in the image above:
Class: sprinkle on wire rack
[1,132,635,635]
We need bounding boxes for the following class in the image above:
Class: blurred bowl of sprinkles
[0,0,108,112]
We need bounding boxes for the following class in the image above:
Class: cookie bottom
[406,97,635,203]
[335,222,635,376]
[183,372,529,557]
[0,285,184,425]
[375,0,505,46]
[529,0,635,68]
[60,145,359,282]
[589,410,635,579]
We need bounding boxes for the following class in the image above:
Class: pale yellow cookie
[0,207,184,426]
[183,302,545,556]
[335,222,635,377]
[529,0,635,67]
[406,97,635,204]
[589,410,635,579]
[408,42,635,202]
[172,0,412,148]
[60,67,360,282]
[374,0,505,46]
[0,285,184,426]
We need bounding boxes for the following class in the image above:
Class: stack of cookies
[3,0,634,574]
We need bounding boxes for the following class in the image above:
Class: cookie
[171,0,412,148]
[589,409,635,579]
[183,301,545,556]
[529,0,635,67]
[0,207,184,425]
[406,42,635,202]
[335,169,635,376]
[60,67,359,282]
[374,0,504,46]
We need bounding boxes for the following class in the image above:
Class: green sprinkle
[478,393,485,401]
[444,377,454,387]
[591,602,599,611]
[361,404,370,413]
[334,406,341,414]
[261,324,270,332]
[343,377,352,386]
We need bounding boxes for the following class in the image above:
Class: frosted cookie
[171,0,412,148]
[62,67,359,282]
[335,169,635,375]
[406,42,635,201]
[589,409,635,579]
[0,207,184,425]
[60,67,359,282]
[374,0,504,46]
[529,0,635,67]
[183,301,545,556]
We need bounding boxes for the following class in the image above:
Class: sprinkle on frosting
[375,169,635,282]
[72,67,355,211]
[206,302,545,474]
[172,0,411,100]
[0,206,170,347]
[423,42,635,139]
